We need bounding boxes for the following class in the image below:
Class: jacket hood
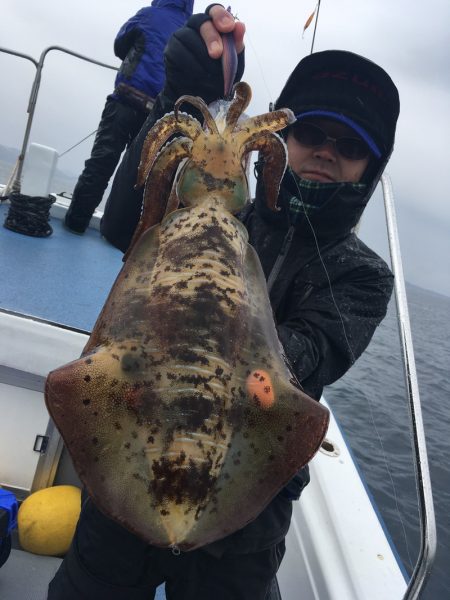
[275,50,400,160]
[274,49,400,198]
[151,0,194,16]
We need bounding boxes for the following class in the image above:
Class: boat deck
[0,549,168,600]
[0,202,122,331]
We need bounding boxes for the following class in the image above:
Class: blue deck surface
[0,203,124,331]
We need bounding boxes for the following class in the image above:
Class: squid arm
[225,82,252,130]
[124,137,193,262]
[137,114,202,188]
[175,95,218,135]
[235,109,295,146]
[241,131,289,211]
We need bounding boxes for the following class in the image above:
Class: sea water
[326,283,450,598]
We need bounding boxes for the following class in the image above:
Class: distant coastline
[406,281,450,301]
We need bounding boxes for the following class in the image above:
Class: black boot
[64,204,92,235]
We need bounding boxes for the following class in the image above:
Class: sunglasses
[290,121,371,160]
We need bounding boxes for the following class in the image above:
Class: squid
[45,82,329,551]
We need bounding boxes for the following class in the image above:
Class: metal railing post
[0,48,38,197]
[380,174,437,599]
[0,45,118,197]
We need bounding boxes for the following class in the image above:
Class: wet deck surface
[0,203,123,331]
[1,548,166,600]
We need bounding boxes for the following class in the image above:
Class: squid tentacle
[235,109,295,148]
[137,115,202,187]
[175,95,219,135]
[225,82,252,131]
[125,137,193,261]
[240,131,289,212]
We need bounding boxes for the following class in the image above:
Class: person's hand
[199,4,245,59]
[162,5,245,106]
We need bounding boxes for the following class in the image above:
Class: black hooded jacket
[240,175,394,402]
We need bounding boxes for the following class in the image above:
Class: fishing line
[289,167,414,569]
[287,167,356,363]
[363,376,415,570]
[245,35,273,107]
[244,5,321,111]
[59,129,98,157]
[243,28,274,110]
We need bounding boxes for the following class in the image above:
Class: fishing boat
[0,44,436,600]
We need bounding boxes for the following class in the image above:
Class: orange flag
[302,5,317,37]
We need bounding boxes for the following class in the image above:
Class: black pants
[47,497,286,600]
[100,105,154,252]
[65,97,148,232]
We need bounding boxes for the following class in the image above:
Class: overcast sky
[1,0,449,296]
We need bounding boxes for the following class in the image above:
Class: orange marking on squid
[246,370,275,408]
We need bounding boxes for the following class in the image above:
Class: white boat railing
[381,174,437,599]
[0,45,118,197]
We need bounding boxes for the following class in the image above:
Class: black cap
[275,50,400,158]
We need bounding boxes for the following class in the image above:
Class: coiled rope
[1,128,97,238]
[3,192,55,237]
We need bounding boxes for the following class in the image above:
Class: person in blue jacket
[64,0,194,235]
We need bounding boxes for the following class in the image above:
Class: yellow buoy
[18,485,81,556]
